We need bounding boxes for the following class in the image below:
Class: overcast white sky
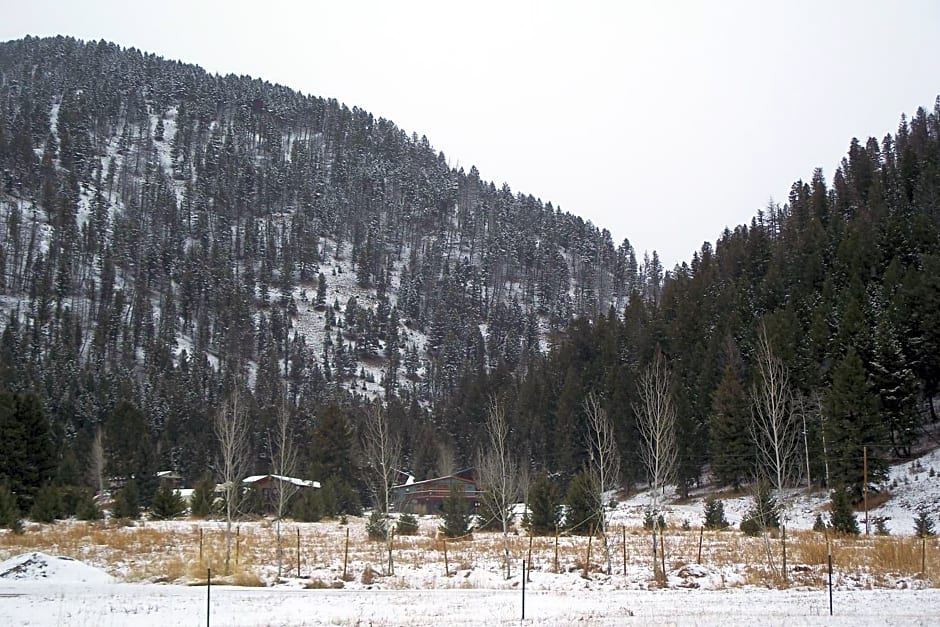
[3,1,940,267]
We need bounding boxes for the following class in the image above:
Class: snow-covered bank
[0,552,113,584]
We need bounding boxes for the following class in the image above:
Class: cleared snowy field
[2,578,939,626]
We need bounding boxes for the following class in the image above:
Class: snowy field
[2,574,939,626]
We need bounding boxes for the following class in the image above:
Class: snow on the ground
[612,444,940,537]
[0,551,113,584]
[0,581,936,626]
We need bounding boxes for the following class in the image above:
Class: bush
[829,488,859,536]
[703,497,729,530]
[913,508,936,538]
[396,512,419,535]
[29,486,63,523]
[151,483,186,520]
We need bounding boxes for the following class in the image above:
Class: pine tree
[439,483,471,539]
[0,482,22,530]
[708,365,752,489]
[366,508,388,540]
[824,348,888,495]
[396,512,419,536]
[28,486,62,523]
[524,472,562,536]
[564,471,600,535]
[189,474,215,518]
[913,508,936,538]
[112,479,140,519]
[703,497,729,530]
[829,488,859,535]
[740,482,780,536]
[151,483,186,519]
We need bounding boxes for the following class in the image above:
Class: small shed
[391,474,482,514]
[242,474,321,514]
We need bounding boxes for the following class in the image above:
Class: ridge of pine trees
[0,36,937,505]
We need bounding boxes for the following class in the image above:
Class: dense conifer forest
[0,36,938,519]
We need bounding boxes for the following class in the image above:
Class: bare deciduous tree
[268,395,299,578]
[634,349,677,581]
[477,396,519,579]
[750,324,803,585]
[214,383,250,575]
[584,391,620,576]
[362,403,401,576]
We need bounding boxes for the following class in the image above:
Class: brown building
[242,474,320,515]
[391,473,482,514]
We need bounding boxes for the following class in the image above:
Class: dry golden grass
[1,518,936,589]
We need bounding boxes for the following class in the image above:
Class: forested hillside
[0,36,938,519]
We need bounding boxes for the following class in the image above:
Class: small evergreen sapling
[739,482,779,537]
[524,472,562,536]
[829,489,859,535]
[913,508,936,538]
[396,512,419,536]
[440,483,472,539]
[366,509,388,540]
[189,474,216,518]
[150,483,186,520]
[873,516,890,536]
[812,513,828,533]
[112,479,140,519]
[703,497,729,530]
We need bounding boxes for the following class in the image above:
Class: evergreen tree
[524,472,562,536]
[708,365,752,489]
[439,483,471,539]
[366,508,388,540]
[703,497,729,530]
[112,479,140,519]
[829,488,860,535]
[913,508,936,538]
[189,474,216,518]
[564,470,600,535]
[739,482,780,536]
[396,512,419,535]
[0,482,22,530]
[28,486,62,523]
[151,483,186,519]
[0,392,56,511]
[824,348,888,495]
